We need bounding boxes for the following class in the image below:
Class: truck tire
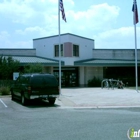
[11,90,14,101]
[21,94,28,106]
[48,98,56,105]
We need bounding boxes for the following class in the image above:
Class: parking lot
[0,96,64,140]
[1,88,140,140]
[0,96,60,110]
[59,88,140,108]
[1,87,140,109]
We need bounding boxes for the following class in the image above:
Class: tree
[24,63,43,73]
[0,56,20,80]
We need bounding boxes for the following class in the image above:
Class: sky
[0,0,140,49]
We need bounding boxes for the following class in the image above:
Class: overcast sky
[0,0,140,49]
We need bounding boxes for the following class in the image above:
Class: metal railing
[101,79,124,89]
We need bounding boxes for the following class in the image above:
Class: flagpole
[58,0,61,95]
[134,21,138,92]
[133,0,138,92]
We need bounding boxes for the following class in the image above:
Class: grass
[0,86,10,95]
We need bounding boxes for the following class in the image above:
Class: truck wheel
[48,98,56,105]
[11,90,14,101]
[21,94,27,106]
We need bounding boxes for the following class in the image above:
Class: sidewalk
[56,88,140,108]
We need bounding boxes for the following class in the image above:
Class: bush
[88,76,101,87]
[0,80,13,87]
[0,56,20,80]
[24,63,43,73]
[0,86,10,95]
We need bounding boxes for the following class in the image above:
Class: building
[0,33,140,87]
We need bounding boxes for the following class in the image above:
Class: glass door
[53,67,79,87]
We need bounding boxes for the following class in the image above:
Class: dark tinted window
[54,44,63,57]
[16,76,29,84]
[73,44,79,57]
[30,75,58,86]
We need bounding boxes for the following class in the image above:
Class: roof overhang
[2,55,64,66]
[74,58,140,67]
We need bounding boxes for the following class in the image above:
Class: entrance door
[53,67,79,87]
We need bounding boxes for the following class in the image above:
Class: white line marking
[0,98,8,108]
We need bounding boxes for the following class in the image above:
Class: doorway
[53,67,79,87]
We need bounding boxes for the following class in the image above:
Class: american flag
[59,0,66,22]
[132,0,139,24]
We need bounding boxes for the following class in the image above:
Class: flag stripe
[132,0,139,24]
[59,0,66,22]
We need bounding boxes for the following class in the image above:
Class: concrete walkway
[56,88,140,108]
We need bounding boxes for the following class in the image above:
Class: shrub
[88,76,101,87]
[0,86,10,95]
[24,63,43,73]
[0,56,20,80]
[0,80,13,87]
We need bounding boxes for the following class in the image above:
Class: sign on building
[13,72,19,80]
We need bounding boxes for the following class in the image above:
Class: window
[54,44,63,57]
[73,44,79,57]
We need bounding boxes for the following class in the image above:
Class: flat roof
[93,48,140,51]
[33,33,94,42]
[0,48,34,50]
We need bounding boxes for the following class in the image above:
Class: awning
[74,58,140,67]
[4,55,64,66]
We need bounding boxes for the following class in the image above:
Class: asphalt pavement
[1,87,140,109]
[56,87,140,108]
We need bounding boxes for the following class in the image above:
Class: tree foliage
[0,56,20,80]
[24,63,43,73]
[88,76,101,87]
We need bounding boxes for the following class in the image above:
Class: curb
[59,105,140,109]
[0,95,11,98]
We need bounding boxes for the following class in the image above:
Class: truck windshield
[30,75,58,86]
